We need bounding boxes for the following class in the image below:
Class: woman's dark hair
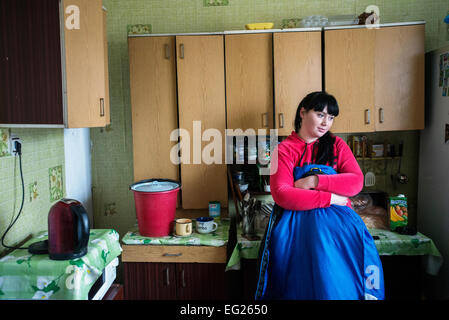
[294,91,339,166]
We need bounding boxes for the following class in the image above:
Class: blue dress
[255,164,385,300]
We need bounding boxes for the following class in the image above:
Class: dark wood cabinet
[0,0,63,125]
[123,262,226,300]
[0,0,110,128]
[102,284,124,300]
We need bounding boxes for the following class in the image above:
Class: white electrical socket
[10,134,22,155]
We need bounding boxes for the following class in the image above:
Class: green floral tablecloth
[226,227,443,275]
[122,219,230,247]
[0,229,122,300]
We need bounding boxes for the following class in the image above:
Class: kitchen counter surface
[121,208,230,264]
[226,227,443,275]
[0,229,122,300]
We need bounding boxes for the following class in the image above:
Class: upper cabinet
[273,31,322,136]
[374,24,425,131]
[225,33,273,133]
[176,35,228,209]
[325,27,376,133]
[63,0,110,128]
[325,23,425,133]
[0,0,110,128]
[128,36,179,184]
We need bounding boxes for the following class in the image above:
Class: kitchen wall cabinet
[273,31,322,136]
[128,36,179,183]
[225,33,274,133]
[0,0,110,128]
[176,35,228,209]
[63,0,110,128]
[325,27,376,133]
[324,23,424,133]
[374,24,425,131]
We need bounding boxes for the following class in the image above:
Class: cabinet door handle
[279,113,284,128]
[163,253,182,257]
[365,109,370,124]
[164,268,170,286]
[262,113,269,128]
[379,108,384,123]
[181,269,186,288]
[165,44,170,59]
[180,44,184,59]
[100,98,105,117]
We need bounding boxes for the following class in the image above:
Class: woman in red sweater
[255,91,384,300]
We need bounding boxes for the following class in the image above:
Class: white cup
[195,217,218,234]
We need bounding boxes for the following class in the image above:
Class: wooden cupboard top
[127,28,322,37]
[127,21,425,38]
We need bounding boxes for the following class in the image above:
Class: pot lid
[130,179,180,192]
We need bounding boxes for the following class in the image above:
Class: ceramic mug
[195,217,218,234]
[175,218,192,236]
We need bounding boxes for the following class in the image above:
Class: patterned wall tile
[49,165,63,202]
[0,128,10,157]
[104,202,117,216]
[204,0,229,7]
[127,24,152,35]
[29,181,38,203]
[282,18,301,28]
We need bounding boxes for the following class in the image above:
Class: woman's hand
[294,175,318,190]
[330,193,349,206]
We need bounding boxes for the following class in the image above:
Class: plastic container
[130,179,181,237]
[327,15,359,26]
[209,201,221,219]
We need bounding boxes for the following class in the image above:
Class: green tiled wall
[0,129,65,254]
[92,0,449,237]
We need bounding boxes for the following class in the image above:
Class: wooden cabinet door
[176,35,228,209]
[63,0,109,128]
[274,31,322,136]
[325,28,376,133]
[129,36,179,184]
[123,262,177,300]
[225,33,273,133]
[374,24,425,131]
[176,263,226,300]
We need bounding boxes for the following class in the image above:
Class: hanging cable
[1,141,28,250]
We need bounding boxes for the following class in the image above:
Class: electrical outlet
[10,134,22,155]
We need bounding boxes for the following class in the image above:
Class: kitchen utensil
[364,171,376,187]
[28,199,90,260]
[396,156,408,184]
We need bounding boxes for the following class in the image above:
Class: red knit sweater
[270,131,363,211]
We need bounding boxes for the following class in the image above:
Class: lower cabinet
[123,262,227,300]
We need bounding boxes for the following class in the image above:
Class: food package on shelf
[389,194,408,231]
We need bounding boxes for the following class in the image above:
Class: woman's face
[300,106,335,139]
